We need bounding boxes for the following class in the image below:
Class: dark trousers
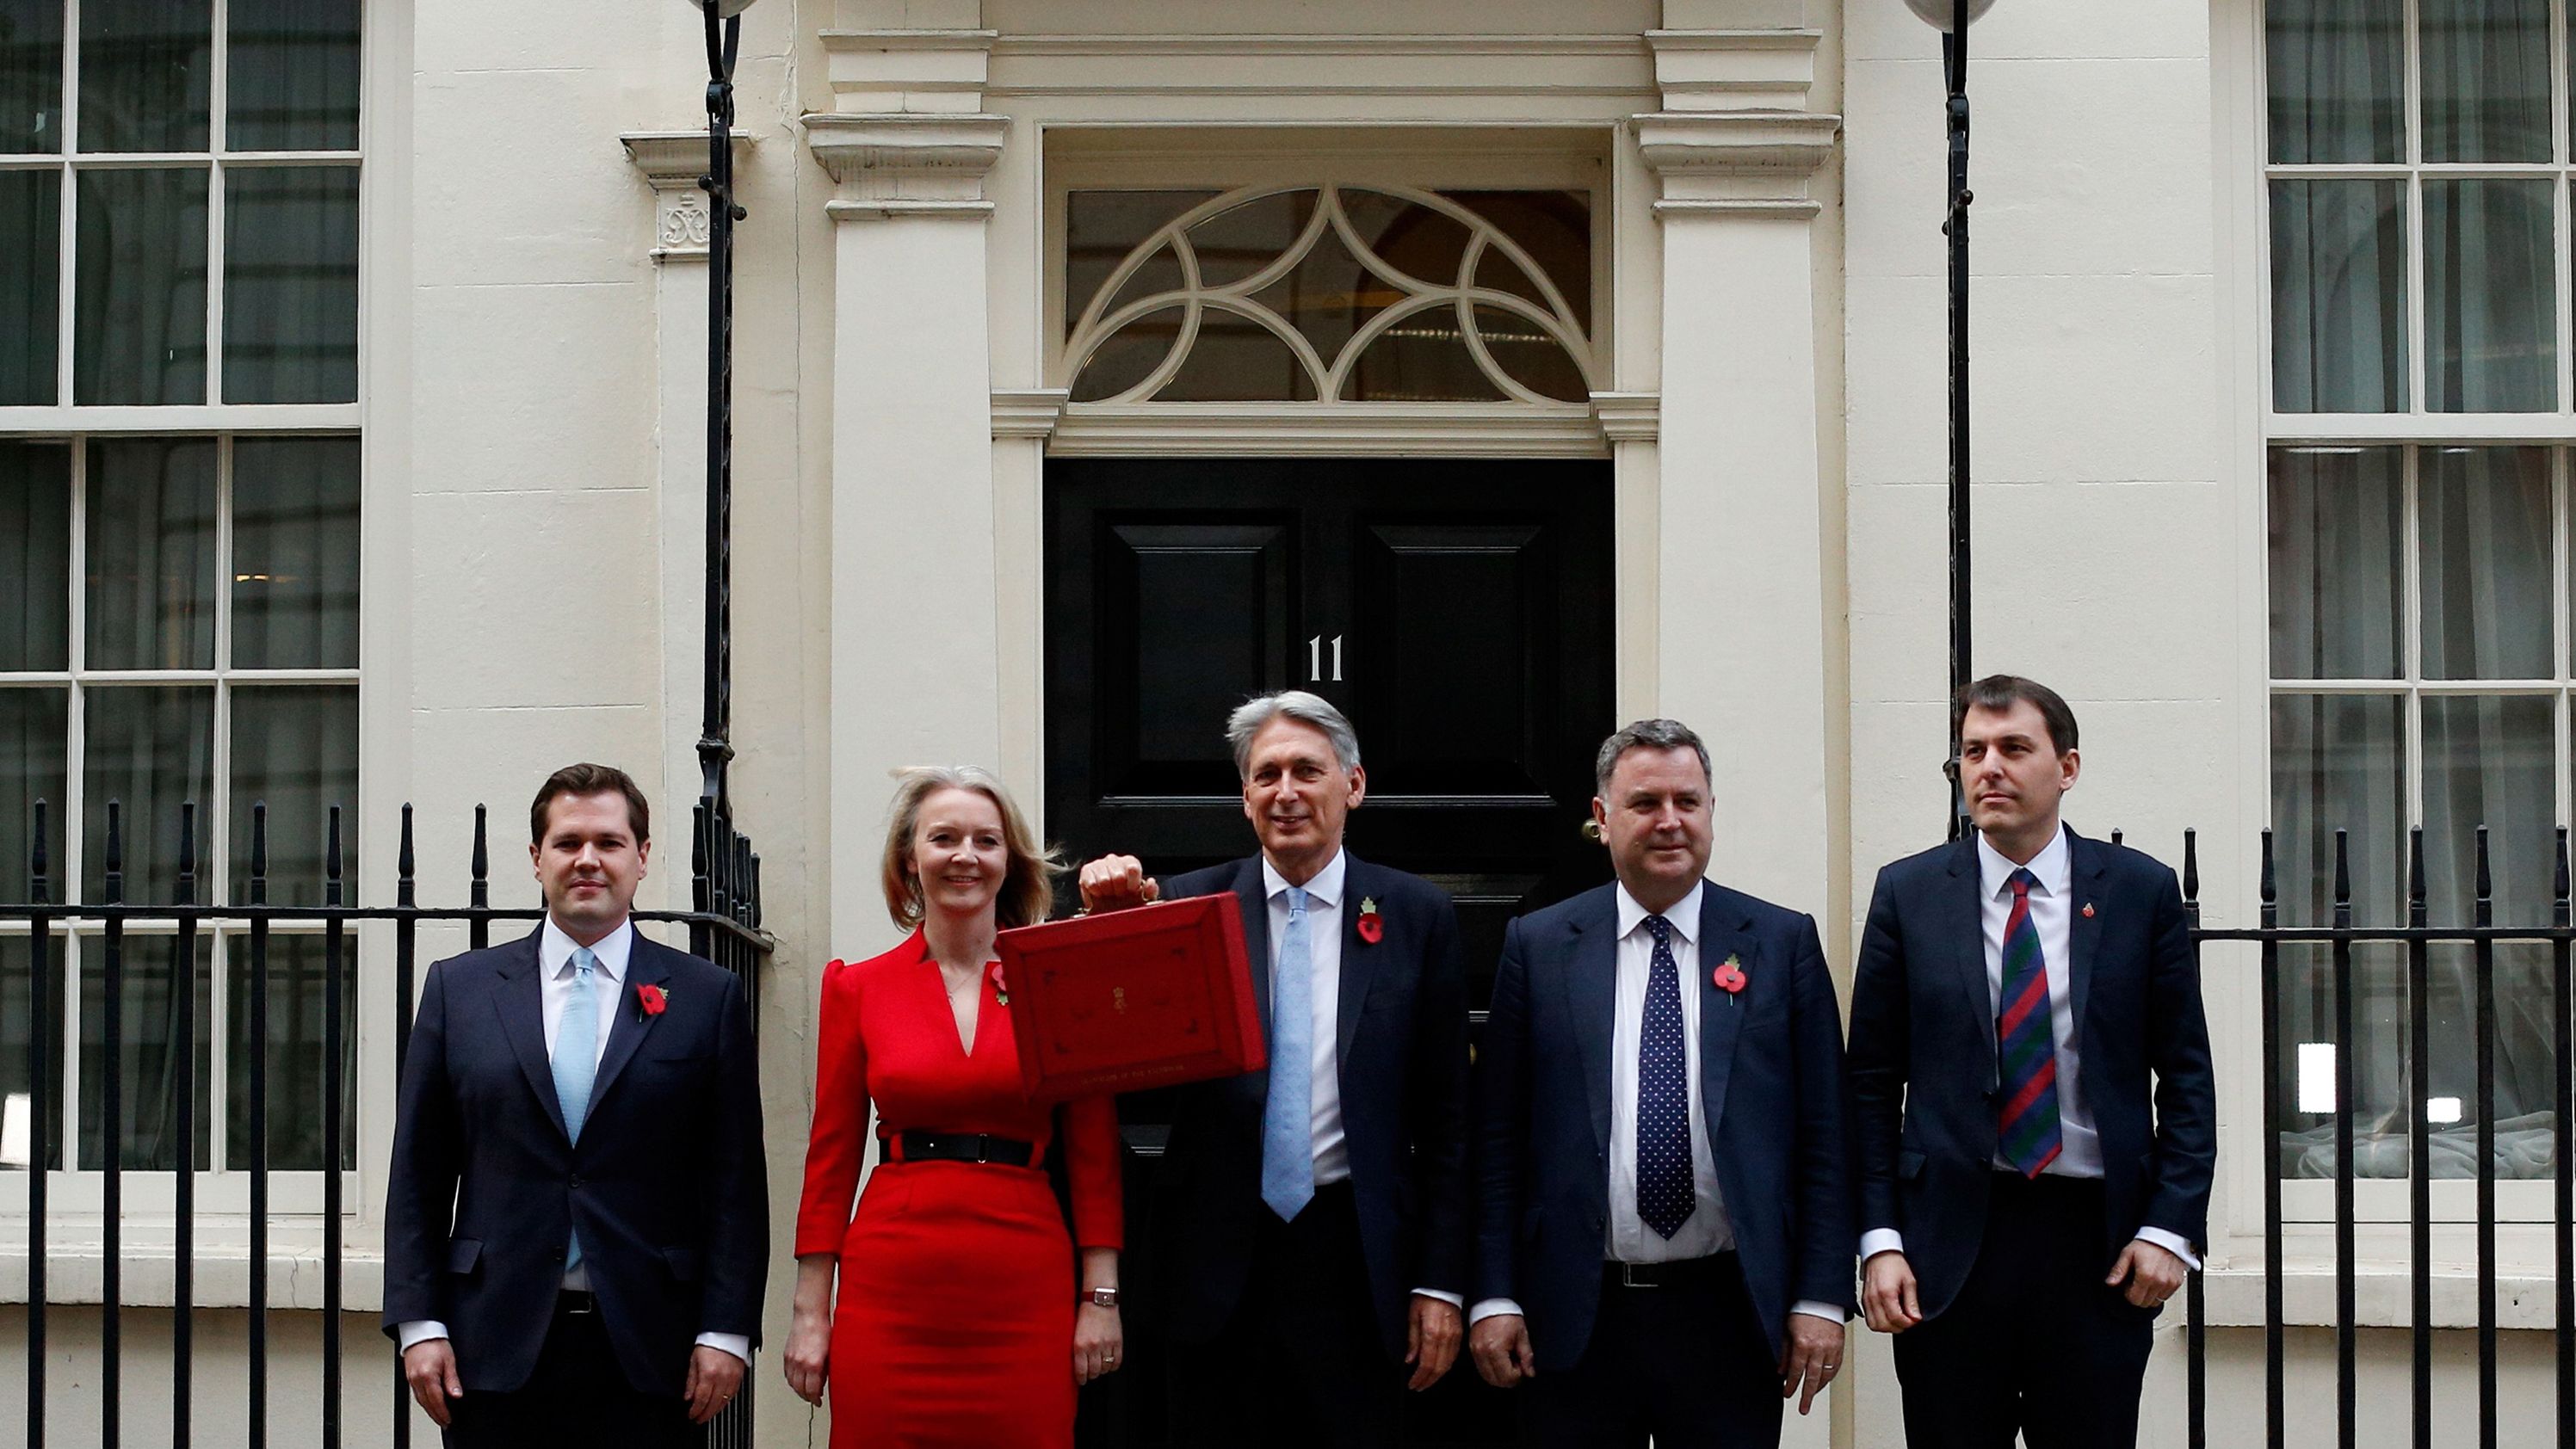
[1168,1181,1400,1449]
[1519,1253,1783,1449]
[444,1296,692,1449]
[1891,1173,2157,1449]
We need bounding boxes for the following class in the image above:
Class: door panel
[1048,456,1615,1449]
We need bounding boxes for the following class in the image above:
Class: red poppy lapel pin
[2082,903,2097,919]
[988,959,1010,1006]
[1356,897,1385,945]
[635,983,668,1022]
[1712,954,1747,996]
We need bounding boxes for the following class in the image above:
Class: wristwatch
[1086,1286,1121,1308]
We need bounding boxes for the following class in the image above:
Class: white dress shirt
[1261,851,1461,1310]
[1857,828,2200,1270]
[1472,883,1839,1326]
[398,917,751,1365]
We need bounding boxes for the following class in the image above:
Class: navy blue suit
[381,927,768,1399]
[1846,829,2214,1447]
[1473,879,1854,1373]
[1156,854,1471,1356]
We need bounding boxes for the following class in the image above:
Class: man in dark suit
[385,763,768,1446]
[1466,718,1851,1447]
[1847,675,2215,1447]
[1078,689,1469,1447]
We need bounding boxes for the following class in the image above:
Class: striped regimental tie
[1995,869,2064,1177]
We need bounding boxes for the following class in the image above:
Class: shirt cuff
[2133,1227,2202,1273]
[1790,1299,1845,1324]
[1467,1298,1523,1325]
[1411,1288,1463,1310]
[695,1332,751,1366]
[397,1321,449,1353]
[1858,1229,1906,1262]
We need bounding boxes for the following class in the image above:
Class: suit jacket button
[551,1249,565,1262]
[569,1175,584,1190]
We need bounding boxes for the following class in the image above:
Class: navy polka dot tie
[1637,915,1694,1239]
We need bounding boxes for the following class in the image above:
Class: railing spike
[105,796,123,879]
[29,792,46,905]
[176,798,196,889]
[327,805,345,905]
[250,801,269,883]
[2474,824,2492,910]
[2332,828,2351,915]
[2555,826,2570,927]
[470,804,489,897]
[2408,825,2425,920]
[2260,827,2276,908]
[398,802,415,887]
[2182,828,2199,905]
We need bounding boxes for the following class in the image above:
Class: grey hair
[1226,690,1362,776]
[1593,718,1713,797]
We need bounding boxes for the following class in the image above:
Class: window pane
[232,435,359,668]
[2421,0,2552,163]
[0,440,70,670]
[2425,180,2556,412]
[2270,692,2407,928]
[81,685,214,905]
[0,687,67,897]
[225,933,354,1170]
[0,0,66,151]
[1160,309,1319,402]
[2268,447,2403,679]
[226,0,358,151]
[1441,191,1592,335]
[1345,310,1508,403]
[2276,940,2412,1178]
[77,933,210,1169]
[78,0,209,153]
[0,168,60,404]
[1068,305,1182,403]
[2270,180,2407,412]
[1472,304,1587,402]
[1065,190,1214,339]
[221,164,357,403]
[85,436,215,670]
[2266,0,2404,163]
[74,165,208,404]
[0,934,66,1168]
[229,684,355,906]
[2421,694,2557,1178]
[2419,447,2553,679]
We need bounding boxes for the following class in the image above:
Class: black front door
[1046,456,1615,1448]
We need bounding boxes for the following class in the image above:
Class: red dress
[795,931,1124,1448]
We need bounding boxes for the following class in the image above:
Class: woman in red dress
[784,767,1124,1446]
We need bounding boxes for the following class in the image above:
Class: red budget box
[998,893,1265,1101]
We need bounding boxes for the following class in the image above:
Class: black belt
[1603,1252,1732,1289]
[880,1129,1036,1167]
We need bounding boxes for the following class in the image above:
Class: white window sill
[2197,1258,2562,1331]
[0,1218,385,1313]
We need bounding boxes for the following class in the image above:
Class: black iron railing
[5,797,768,1449]
[2175,823,2575,1449]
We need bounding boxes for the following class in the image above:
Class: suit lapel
[1944,836,1998,1088]
[589,933,671,1113]
[1232,860,1273,1040]
[492,928,569,1142]
[1565,889,1619,1164]
[1334,855,1374,1067]
[2066,827,2105,1057]
[1695,887,1752,1149]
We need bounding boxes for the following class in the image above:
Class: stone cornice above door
[803,112,1010,221]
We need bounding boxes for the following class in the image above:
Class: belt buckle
[1618,1261,1654,1289]
[565,1292,596,1316]
[970,1133,992,1163]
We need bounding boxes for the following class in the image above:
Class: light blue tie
[1260,886,1316,1222]
[553,946,600,1269]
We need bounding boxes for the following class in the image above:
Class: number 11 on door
[1307,635,1344,682]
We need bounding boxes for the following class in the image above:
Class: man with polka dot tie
[1467,720,1853,1447]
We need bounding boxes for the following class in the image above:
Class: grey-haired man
[1079,690,1472,1448]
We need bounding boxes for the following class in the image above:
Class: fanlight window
[1063,185,1595,404]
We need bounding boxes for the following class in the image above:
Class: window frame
[0,0,377,1233]
[2256,0,2576,1230]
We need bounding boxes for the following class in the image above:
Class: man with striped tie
[1847,676,2215,1446]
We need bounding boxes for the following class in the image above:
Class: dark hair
[530,762,652,845]
[1593,718,1713,797]
[1951,675,2079,755]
